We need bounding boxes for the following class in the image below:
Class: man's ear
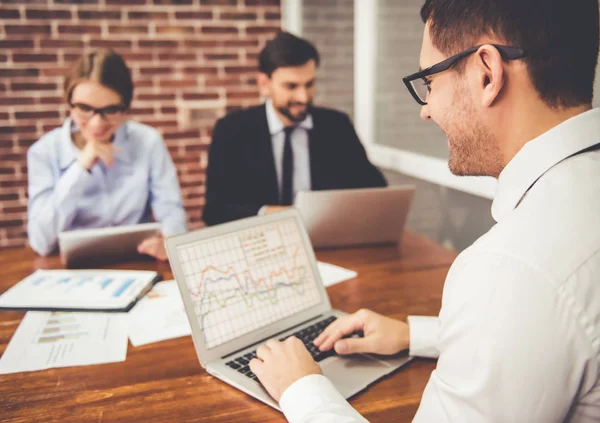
[475,45,506,108]
[257,73,271,97]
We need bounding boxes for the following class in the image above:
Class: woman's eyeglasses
[403,44,526,106]
[69,102,126,122]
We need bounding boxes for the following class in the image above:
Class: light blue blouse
[27,118,187,256]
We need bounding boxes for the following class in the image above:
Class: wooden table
[0,231,456,423]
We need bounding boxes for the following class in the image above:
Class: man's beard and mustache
[277,101,313,123]
[441,83,503,178]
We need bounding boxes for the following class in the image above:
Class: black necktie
[281,127,294,206]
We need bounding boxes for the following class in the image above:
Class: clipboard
[0,270,162,313]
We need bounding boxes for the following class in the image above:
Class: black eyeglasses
[69,102,126,122]
[403,44,526,106]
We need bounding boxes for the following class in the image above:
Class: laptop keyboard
[225,315,338,382]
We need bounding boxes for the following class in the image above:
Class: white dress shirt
[280,108,600,423]
[27,118,187,256]
[263,98,313,206]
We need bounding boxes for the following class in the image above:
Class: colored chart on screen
[177,217,322,349]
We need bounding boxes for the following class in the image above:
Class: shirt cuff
[257,205,269,216]
[280,374,351,423]
[408,315,440,358]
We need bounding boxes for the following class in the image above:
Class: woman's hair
[63,49,134,109]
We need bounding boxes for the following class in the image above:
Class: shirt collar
[57,117,130,169]
[492,108,600,222]
[265,98,313,135]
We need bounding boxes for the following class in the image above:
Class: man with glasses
[248,1,600,421]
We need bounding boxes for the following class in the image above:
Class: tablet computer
[58,222,161,268]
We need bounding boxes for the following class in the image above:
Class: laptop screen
[175,217,323,350]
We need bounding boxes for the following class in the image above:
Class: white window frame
[285,0,496,200]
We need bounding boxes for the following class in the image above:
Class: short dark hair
[421,0,599,108]
[258,31,320,77]
[64,49,134,109]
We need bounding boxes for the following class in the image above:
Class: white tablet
[58,222,161,267]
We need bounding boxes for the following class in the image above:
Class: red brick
[78,10,121,20]
[122,53,153,62]
[139,67,173,75]
[54,0,99,3]
[138,40,179,49]
[140,119,178,128]
[182,66,218,75]
[183,40,220,48]
[0,68,38,77]
[205,53,238,61]
[0,9,20,19]
[11,82,57,91]
[0,112,9,120]
[26,9,72,19]
[224,66,255,73]
[265,12,281,20]
[159,79,200,88]
[0,219,24,228]
[245,0,279,4]
[173,11,213,19]
[0,180,27,188]
[5,25,51,35]
[182,92,220,100]
[15,111,60,120]
[220,12,257,20]
[226,91,260,100]
[128,11,169,20]
[156,26,195,35]
[40,39,85,49]
[108,25,148,35]
[3,206,27,214]
[0,193,19,202]
[106,0,145,4]
[201,26,238,34]
[58,25,102,35]
[201,0,237,4]
[153,0,192,3]
[89,40,133,49]
[158,52,196,61]
[204,77,244,87]
[40,97,64,105]
[246,26,280,35]
[160,106,178,114]
[137,93,176,101]
[163,129,201,140]
[13,54,58,63]
[224,39,260,48]
[0,126,36,135]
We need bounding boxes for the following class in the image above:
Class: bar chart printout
[176,217,322,349]
[0,311,128,374]
[0,270,158,310]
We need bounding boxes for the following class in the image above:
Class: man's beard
[277,101,313,123]
[443,84,503,178]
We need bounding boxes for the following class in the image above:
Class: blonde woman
[27,49,186,260]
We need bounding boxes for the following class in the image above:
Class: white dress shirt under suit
[280,109,600,423]
[258,99,313,213]
[27,118,187,256]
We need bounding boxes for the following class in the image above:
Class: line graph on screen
[177,218,322,349]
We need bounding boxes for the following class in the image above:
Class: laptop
[295,186,416,248]
[165,209,412,410]
[59,222,161,268]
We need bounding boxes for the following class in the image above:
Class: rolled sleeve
[407,315,440,358]
[280,374,369,423]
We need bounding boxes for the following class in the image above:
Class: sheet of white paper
[128,280,191,347]
[317,261,358,287]
[0,311,128,375]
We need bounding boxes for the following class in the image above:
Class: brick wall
[0,0,281,249]
[302,0,354,119]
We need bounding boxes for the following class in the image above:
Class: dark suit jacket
[202,104,387,226]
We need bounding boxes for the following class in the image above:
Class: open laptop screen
[174,217,322,350]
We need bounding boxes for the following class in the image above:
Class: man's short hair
[421,0,599,108]
[258,32,320,77]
